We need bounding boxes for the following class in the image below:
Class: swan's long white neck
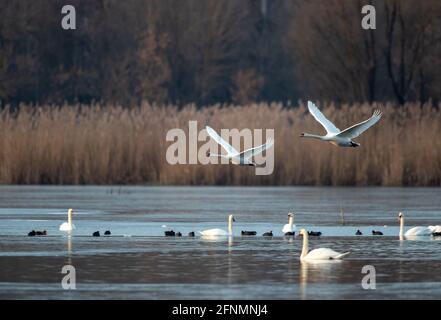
[228,216,233,234]
[300,232,309,260]
[399,215,404,237]
[289,216,294,227]
[302,133,324,140]
[68,210,72,225]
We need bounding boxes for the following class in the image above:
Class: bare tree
[285,0,380,103]
[1,0,441,106]
[384,0,441,104]
[231,69,264,105]
[133,17,171,104]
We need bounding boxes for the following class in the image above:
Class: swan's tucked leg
[350,141,360,147]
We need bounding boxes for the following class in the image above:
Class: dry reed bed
[0,102,440,186]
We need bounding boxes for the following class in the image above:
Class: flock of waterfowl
[92,230,111,237]
[24,101,440,262]
[170,211,440,261]
[27,209,441,262]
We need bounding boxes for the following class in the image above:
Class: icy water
[0,186,440,300]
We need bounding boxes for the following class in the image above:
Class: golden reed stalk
[0,102,440,186]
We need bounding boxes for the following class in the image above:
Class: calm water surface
[0,186,440,299]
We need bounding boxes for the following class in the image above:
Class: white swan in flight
[300,101,382,147]
[282,212,296,234]
[398,212,434,237]
[205,126,274,166]
[299,229,350,261]
[200,214,235,236]
[59,208,76,231]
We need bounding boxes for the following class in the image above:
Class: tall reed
[0,102,440,186]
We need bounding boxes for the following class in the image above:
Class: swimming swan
[300,101,382,147]
[282,212,296,234]
[398,212,433,237]
[205,126,274,166]
[200,214,235,236]
[428,225,441,233]
[299,229,350,261]
[59,208,76,231]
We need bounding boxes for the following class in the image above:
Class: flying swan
[59,208,76,231]
[205,126,274,166]
[299,229,350,261]
[398,212,437,237]
[300,101,382,147]
[200,214,235,236]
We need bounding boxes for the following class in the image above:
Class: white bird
[300,101,382,147]
[200,214,235,237]
[398,212,434,237]
[59,208,76,231]
[282,212,296,234]
[299,229,350,261]
[205,126,274,166]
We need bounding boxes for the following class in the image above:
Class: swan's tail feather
[335,251,350,259]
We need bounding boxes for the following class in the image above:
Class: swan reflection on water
[299,260,344,300]
[64,233,73,267]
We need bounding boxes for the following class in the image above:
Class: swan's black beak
[299,133,305,137]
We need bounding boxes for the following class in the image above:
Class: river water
[0,186,440,299]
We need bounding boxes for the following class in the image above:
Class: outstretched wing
[239,138,274,160]
[307,101,340,135]
[337,110,382,139]
[206,126,239,155]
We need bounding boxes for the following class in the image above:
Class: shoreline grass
[0,102,440,186]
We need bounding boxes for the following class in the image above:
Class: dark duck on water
[28,230,47,236]
[241,231,257,236]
